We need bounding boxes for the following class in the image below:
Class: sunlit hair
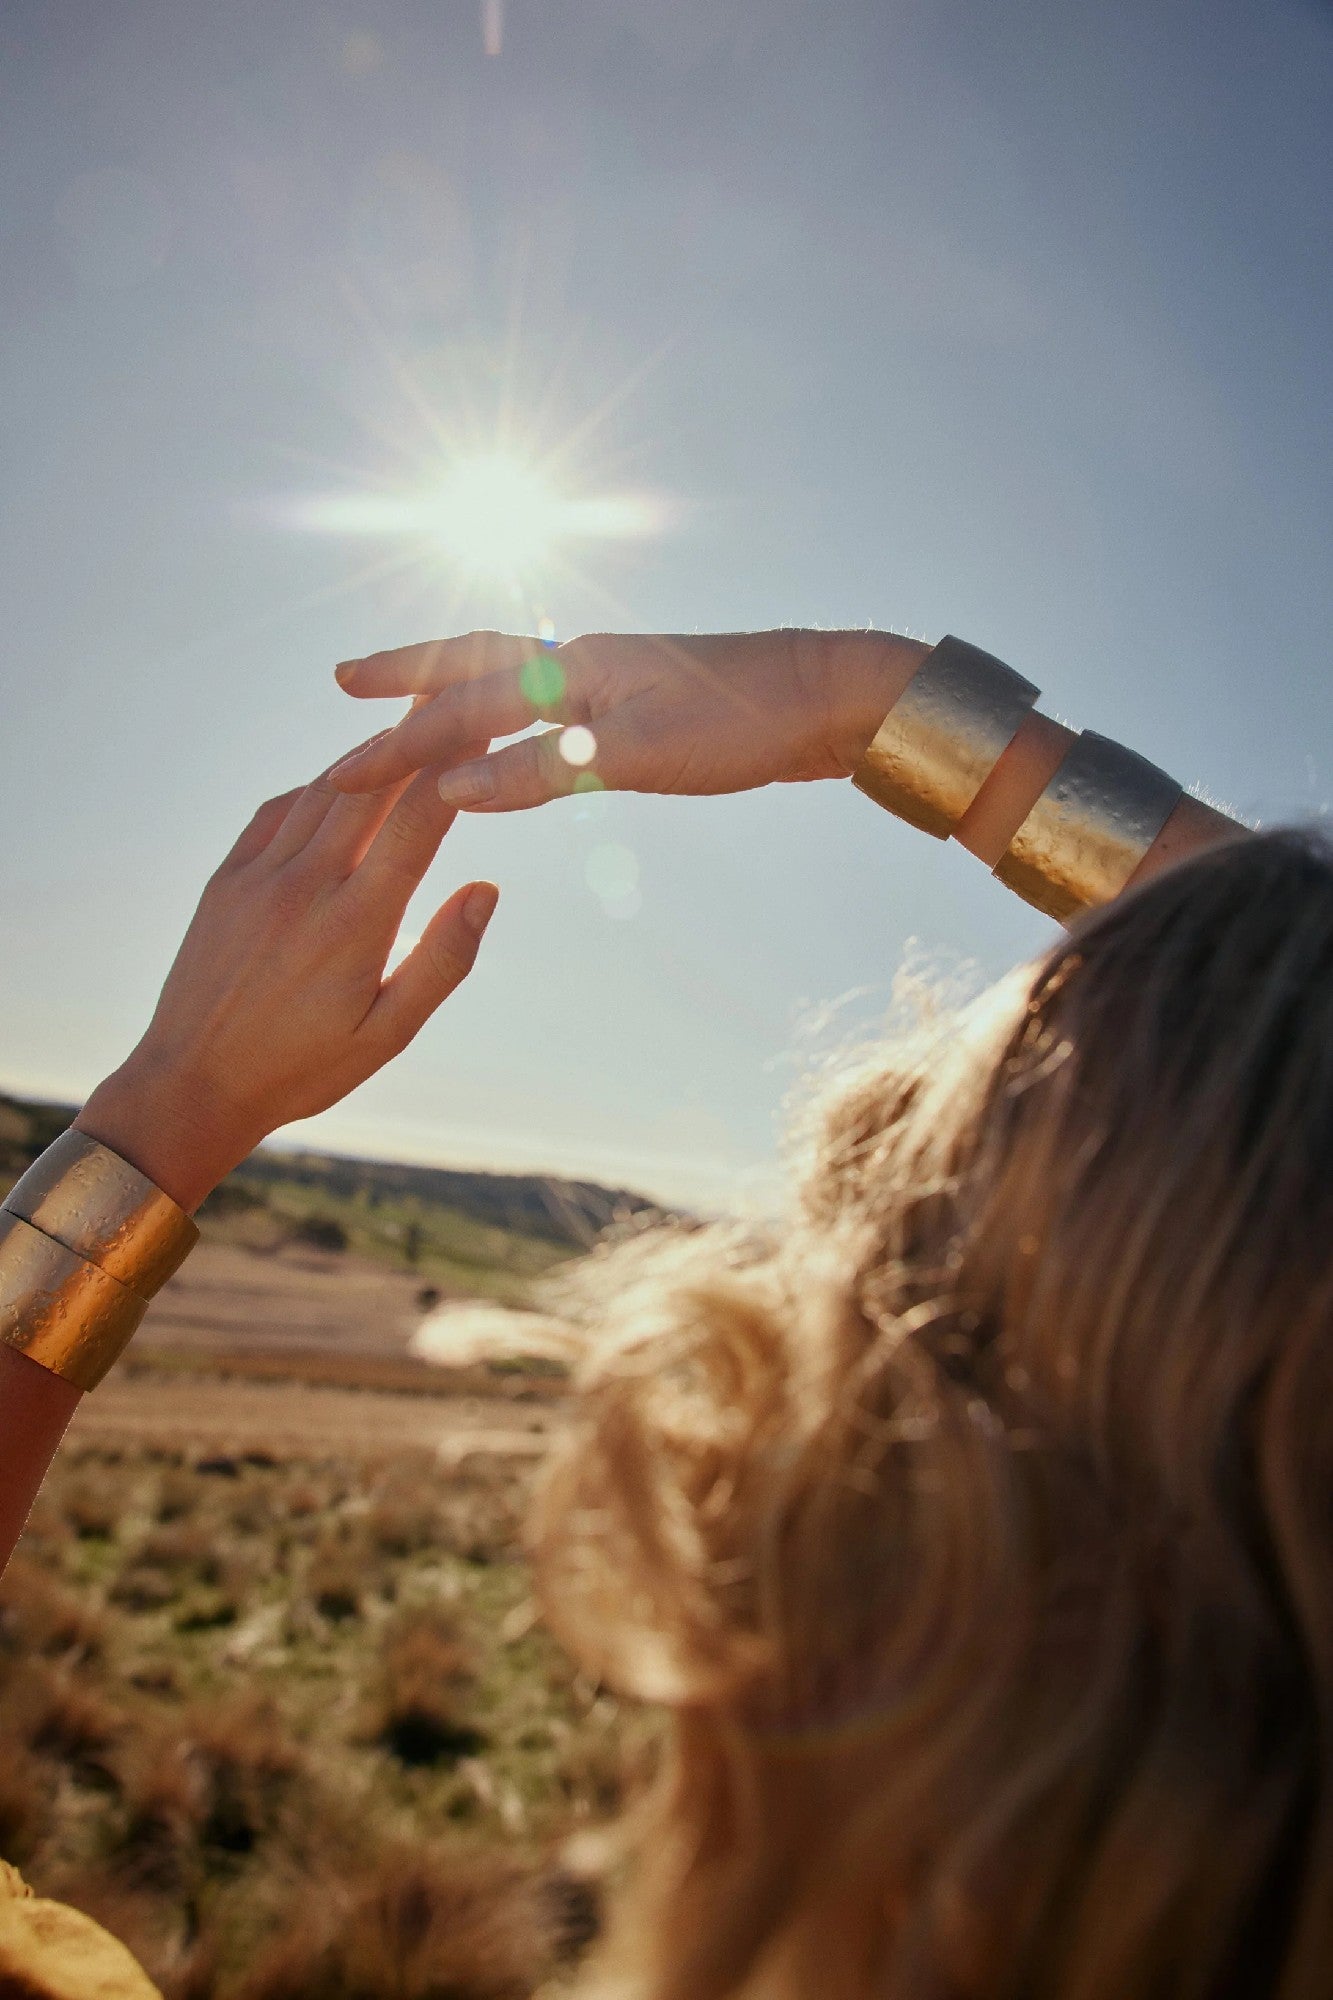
[533,827,1333,2000]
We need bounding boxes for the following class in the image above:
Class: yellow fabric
[0,1863,31,1903]
[0,1869,162,2000]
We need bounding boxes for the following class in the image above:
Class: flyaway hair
[533,827,1333,2000]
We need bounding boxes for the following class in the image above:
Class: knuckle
[561,632,606,674]
[525,738,562,791]
[560,633,616,705]
[384,793,437,850]
[425,936,470,989]
[269,860,320,920]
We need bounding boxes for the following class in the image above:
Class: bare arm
[0,766,499,1573]
[951,709,1244,892]
[327,629,1246,899]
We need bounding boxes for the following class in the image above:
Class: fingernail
[462,882,499,936]
[438,763,496,807]
[334,659,360,686]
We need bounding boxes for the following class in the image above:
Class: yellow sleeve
[0,1868,162,2000]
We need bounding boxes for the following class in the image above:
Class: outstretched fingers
[435,722,622,813]
[306,741,487,880]
[367,881,499,1052]
[338,761,473,925]
[328,666,566,793]
[219,789,304,871]
[336,630,539,698]
[263,767,365,867]
[330,635,599,794]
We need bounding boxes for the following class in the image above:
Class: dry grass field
[75,1239,571,1463]
[0,1096,665,1996]
[2,1435,654,1998]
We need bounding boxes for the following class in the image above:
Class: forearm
[0,1057,251,1575]
[951,709,1245,899]
[0,1128,201,1575]
[0,1346,82,1569]
[845,634,1247,922]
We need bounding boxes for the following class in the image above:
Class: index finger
[335,631,542,699]
[329,647,588,793]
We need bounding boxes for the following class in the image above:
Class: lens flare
[558,725,597,767]
[519,650,566,709]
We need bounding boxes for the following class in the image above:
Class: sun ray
[257,267,699,638]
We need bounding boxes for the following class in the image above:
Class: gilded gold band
[0,1130,197,1389]
[0,1212,147,1392]
[995,730,1183,921]
[853,635,1040,839]
[5,1130,197,1296]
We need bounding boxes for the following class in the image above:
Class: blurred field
[75,1234,572,1460]
[2,1441,652,1998]
[0,1096,662,1996]
[70,1374,561,1461]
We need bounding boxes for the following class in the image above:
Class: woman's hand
[327,628,929,812]
[75,764,498,1211]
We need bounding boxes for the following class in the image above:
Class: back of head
[536,828,1333,2000]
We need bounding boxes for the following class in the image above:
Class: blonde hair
[533,828,1333,2000]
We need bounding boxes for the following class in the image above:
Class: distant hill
[0,1092,667,1252]
[232,1144,665,1249]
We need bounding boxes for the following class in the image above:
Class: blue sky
[2,0,1331,1206]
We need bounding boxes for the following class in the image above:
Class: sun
[424,452,565,581]
[271,436,677,610]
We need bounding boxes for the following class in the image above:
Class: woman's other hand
[327,628,929,812]
[74,765,498,1211]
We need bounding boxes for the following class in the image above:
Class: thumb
[367,881,499,1052]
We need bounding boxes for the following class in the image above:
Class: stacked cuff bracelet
[994,731,1183,922]
[854,635,1188,922]
[852,635,1040,838]
[0,1131,198,1391]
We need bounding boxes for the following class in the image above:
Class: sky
[2,0,1331,1209]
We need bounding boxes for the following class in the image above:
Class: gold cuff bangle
[0,1212,148,1392]
[995,730,1184,921]
[852,635,1040,838]
[0,1131,197,1389]
[4,1130,198,1296]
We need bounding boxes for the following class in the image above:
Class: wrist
[825,633,931,776]
[76,1054,249,1213]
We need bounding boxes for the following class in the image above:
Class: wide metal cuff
[852,635,1040,839]
[995,730,1184,921]
[0,1212,148,1391]
[3,1129,198,1297]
